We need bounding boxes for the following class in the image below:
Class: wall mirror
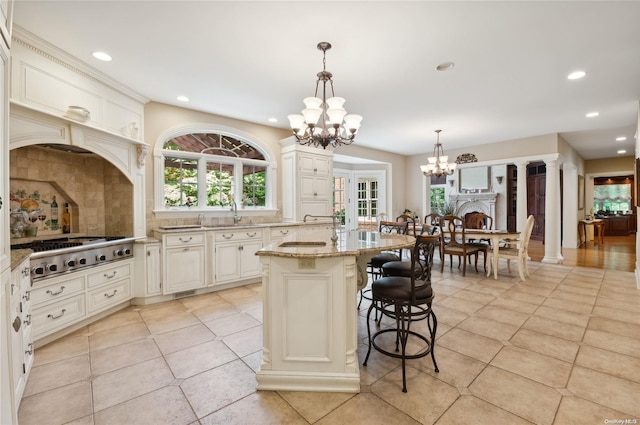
[459,166,490,191]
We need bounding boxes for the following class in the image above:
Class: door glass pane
[334,176,346,226]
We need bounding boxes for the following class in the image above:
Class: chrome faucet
[231,202,242,225]
[303,214,340,245]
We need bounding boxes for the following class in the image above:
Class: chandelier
[287,42,362,149]
[420,130,457,177]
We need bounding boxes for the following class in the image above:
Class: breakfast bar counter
[255,229,413,392]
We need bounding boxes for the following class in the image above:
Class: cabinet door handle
[104,289,118,298]
[179,236,193,243]
[280,230,289,235]
[47,309,67,320]
[46,286,66,296]
[247,232,257,237]
[104,271,117,279]
[22,267,30,277]
[25,343,34,356]
[183,248,190,252]
[222,234,234,240]
[24,314,32,326]
[22,291,31,302]
[238,245,244,251]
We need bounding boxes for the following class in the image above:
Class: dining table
[441,228,520,280]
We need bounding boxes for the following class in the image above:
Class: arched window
[155,129,274,214]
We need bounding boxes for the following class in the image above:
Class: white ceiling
[12,1,640,161]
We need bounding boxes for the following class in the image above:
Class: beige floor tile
[533,305,590,327]
[473,305,530,326]
[501,289,546,305]
[358,342,403,386]
[470,366,562,425]
[436,395,534,425]
[152,323,216,355]
[488,296,539,314]
[138,301,189,321]
[33,335,89,366]
[437,328,504,363]
[178,292,226,310]
[431,305,469,326]
[372,366,460,423]
[203,312,261,337]
[181,359,257,418]
[94,386,196,425]
[522,316,585,341]
[436,296,484,315]
[277,390,356,423]
[458,316,519,341]
[64,414,94,425]
[200,391,308,425]
[413,346,486,388]
[592,305,640,325]
[595,296,638,313]
[91,339,161,376]
[89,322,150,352]
[450,289,496,305]
[542,296,593,315]
[575,345,640,384]
[23,354,91,397]
[582,329,640,359]
[190,301,241,322]
[547,288,596,305]
[165,340,238,378]
[463,282,511,297]
[246,306,263,323]
[315,392,422,425]
[88,309,143,333]
[509,328,579,363]
[431,284,463,296]
[553,396,632,425]
[490,345,572,387]
[241,350,263,373]
[18,381,93,425]
[587,316,640,341]
[144,311,201,335]
[513,282,555,297]
[221,325,263,358]
[567,366,640,418]
[92,357,175,412]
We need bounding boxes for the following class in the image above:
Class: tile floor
[17,259,640,425]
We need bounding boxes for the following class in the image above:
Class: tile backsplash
[9,145,133,240]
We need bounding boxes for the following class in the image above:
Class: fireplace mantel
[451,192,498,218]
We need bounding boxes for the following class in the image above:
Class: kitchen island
[255,229,414,393]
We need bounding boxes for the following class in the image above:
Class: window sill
[153,208,278,219]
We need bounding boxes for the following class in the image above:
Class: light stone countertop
[11,249,32,270]
[152,221,324,234]
[256,229,415,259]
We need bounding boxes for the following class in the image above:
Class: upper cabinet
[10,26,148,142]
[0,0,12,49]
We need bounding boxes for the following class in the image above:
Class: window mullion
[197,158,207,206]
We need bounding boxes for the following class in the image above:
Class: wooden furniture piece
[580,219,605,246]
[439,215,486,277]
[487,215,535,281]
[396,214,417,237]
[363,234,439,392]
[423,213,442,235]
[527,162,546,241]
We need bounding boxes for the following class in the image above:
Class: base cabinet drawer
[32,277,85,306]
[87,279,131,313]
[87,262,131,288]
[32,294,86,339]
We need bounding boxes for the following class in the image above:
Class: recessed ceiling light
[177,96,189,102]
[617,150,627,154]
[92,51,112,62]
[267,117,278,123]
[616,136,627,141]
[586,112,599,118]
[567,70,586,80]
[436,62,455,71]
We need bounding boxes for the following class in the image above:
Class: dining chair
[423,213,442,235]
[439,214,485,277]
[363,234,439,392]
[487,215,535,281]
[396,214,417,237]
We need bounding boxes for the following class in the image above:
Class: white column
[515,161,529,232]
[422,174,432,217]
[542,158,564,263]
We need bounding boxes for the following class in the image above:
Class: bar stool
[363,234,439,392]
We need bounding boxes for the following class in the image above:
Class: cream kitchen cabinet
[212,229,263,284]
[7,257,33,411]
[281,142,334,222]
[134,240,162,299]
[157,231,206,294]
[267,226,293,247]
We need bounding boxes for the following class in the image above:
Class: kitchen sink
[158,224,203,230]
[279,241,327,247]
